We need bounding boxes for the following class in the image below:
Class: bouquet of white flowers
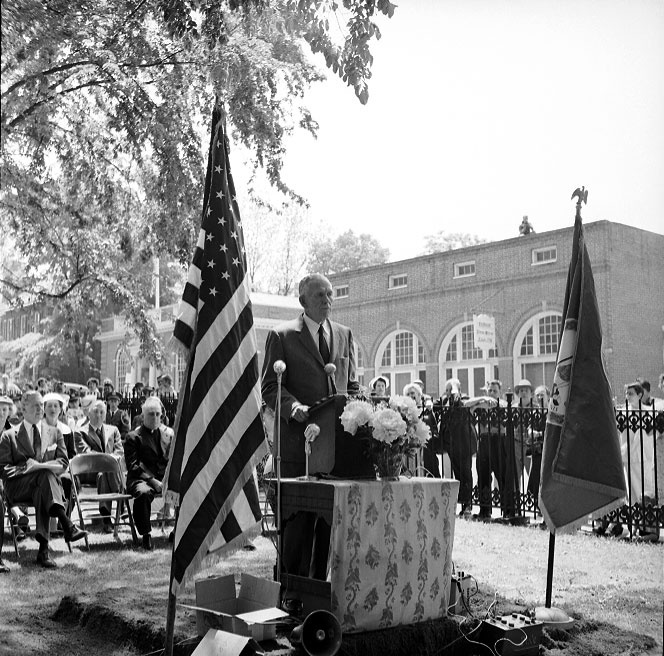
[340,395,431,478]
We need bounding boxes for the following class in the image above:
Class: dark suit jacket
[124,424,173,485]
[0,421,68,481]
[106,409,130,440]
[261,314,359,476]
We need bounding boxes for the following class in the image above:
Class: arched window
[115,346,131,393]
[439,322,499,396]
[355,344,365,387]
[513,311,562,388]
[375,330,427,395]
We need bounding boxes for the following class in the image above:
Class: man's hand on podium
[291,403,310,423]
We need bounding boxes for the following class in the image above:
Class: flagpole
[536,186,589,628]
[273,360,286,583]
[165,510,180,656]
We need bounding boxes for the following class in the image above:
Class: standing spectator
[474,380,507,521]
[1,374,21,398]
[620,382,657,541]
[403,382,440,477]
[157,373,177,398]
[124,397,173,550]
[439,378,477,518]
[105,391,130,441]
[36,377,50,395]
[86,377,101,398]
[102,378,115,400]
[527,385,549,504]
[369,375,389,399]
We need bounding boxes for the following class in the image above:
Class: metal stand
[273,360,286,583]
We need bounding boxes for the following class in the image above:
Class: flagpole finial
[571,186,588,219]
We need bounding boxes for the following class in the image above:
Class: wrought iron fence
[432,396,663,537]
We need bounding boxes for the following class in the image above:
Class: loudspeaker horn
[290,610,342,656]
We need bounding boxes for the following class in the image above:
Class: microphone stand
[273,361,285,584]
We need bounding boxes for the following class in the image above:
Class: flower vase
[373,443,403,481]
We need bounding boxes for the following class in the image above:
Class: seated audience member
[124,397,173,550]
[0,395,16,573]
[86,377,101,398]
[105,391,130,441]
[403,382,440,477]
[77,394,97,428]
[67,392,85,426]
[369,375,389,399]
[43,392,76,517]
[75,399,125,532]
[0,391,87,568]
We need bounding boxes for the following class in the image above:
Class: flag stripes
[165,103,268,593]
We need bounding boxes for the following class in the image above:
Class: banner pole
[165,510,180,656]
[545,532,555,607]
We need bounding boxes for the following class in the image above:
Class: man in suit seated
[74,399,125,532]
[124,397,173,550]
[105,391,130,441]
[261,273,360,579]
[0,391,87,568]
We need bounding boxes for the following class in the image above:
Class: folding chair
[3,487,71,557]
[69,453,138,548]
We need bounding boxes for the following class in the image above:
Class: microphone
[273,360,286,375]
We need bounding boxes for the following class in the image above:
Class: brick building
[97,292,301,392]
[327,221,664,399]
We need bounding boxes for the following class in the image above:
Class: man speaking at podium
[261,273,359,577]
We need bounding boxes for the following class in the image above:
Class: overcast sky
[278,0,664,261]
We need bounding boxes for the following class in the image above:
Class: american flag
[164,104,268,594]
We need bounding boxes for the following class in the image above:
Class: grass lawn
[0,518,661,655]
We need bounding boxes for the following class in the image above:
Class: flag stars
[222,271,230,280]
[220,244,228,253]
[206,233,214,242]
[216,190,224,200]
[206,207,212,216]
[209,287,218,297]
[218,217,226,226]
[232,257,240,267]
[214,165,223,174]
[207,259,216,269]
[230,230,237,240]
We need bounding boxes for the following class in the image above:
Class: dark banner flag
[539,211,626,533]
[164,103,268,593]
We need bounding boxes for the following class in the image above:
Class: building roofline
[328,219,662,279]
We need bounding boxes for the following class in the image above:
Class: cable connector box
[478,612,543,655]
[448,571,473,615]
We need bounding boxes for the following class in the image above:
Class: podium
[279,478,460,633]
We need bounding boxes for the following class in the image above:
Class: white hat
[42,392,69,411]
[514,379,533,393]
[369,375,390,390]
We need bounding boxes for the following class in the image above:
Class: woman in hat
[369,375,389,399]
[403,383,441,477]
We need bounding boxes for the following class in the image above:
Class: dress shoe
[36,550,58,569]
[0,558,9,574]
[142,534,153,551]
[64,524,89,543]
[609,523,623,537]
